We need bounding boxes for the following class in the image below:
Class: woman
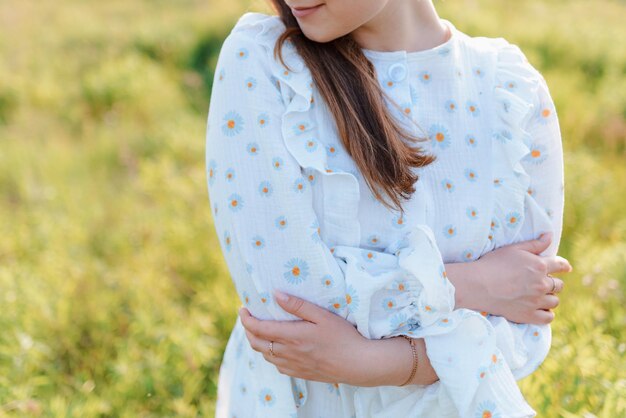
[205,0,572,417]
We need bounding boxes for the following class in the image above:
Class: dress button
[388,62,407,82]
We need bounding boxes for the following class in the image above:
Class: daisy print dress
[206,12,565,418]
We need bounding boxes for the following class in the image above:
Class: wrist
[444,260,488,311]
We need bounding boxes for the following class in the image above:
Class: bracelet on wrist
[400,335,419,386]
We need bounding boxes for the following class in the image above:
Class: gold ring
[548,274,556,293]
[269,340,275,357]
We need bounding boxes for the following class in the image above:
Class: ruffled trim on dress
[233,12,362,249]
[333,225,536,417]
[489,38,542,247]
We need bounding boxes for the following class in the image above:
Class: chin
[300,27,339,44]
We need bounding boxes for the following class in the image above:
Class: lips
[291,4,323,18]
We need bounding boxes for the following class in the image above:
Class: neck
[351,0,448,53]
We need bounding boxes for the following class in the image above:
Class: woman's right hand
[472,231,573,325]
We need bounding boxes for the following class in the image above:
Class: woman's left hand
[239,290,372,386]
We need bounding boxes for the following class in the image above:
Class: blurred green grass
[0,0,624,416]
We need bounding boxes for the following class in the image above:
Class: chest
[308,65,500,263]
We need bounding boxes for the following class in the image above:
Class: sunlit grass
[0,0,624,416]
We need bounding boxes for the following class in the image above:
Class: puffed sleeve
[486,39,565,383]
[206,20,536,417]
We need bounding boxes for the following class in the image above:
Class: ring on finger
[269,340,275,357]
[547,274,557,293]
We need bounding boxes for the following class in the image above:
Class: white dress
[205,11,565,418]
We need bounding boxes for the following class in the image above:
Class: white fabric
[206,11,565,418]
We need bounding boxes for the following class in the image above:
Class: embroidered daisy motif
[245,76,257,91]
[310,219,322,243]
[429,123,452,149]
[259,291,270,305]
[321,274,334,288]
[382,297,397,311]
[441,178,455,192]
[345,285,360,313]
[293,384,306,407]
[393,279,408,291]
[465,168,478,182]
[222,110,244,137]
[443,224,457,238]
[326,144,339,157]
[493,177,503,188]
[466,100,480,116]
[240,290,252,307]
[367,234,380,246]
[474,400,500,418]
[528,326,542,342]
[227,193,243,212]
[476,366,489,382]
[466,206,479,220]
[524,142,548,164]
[437,317,453,327]
[236,47,249,60]
[258,181,273,197]
[462,248,474,261]
[490,217,500,230]
[207,159,217,186]
[305,138,318,152]
[390,312,408,330]
[465,134,478,147]
[218,68,225,82]
[328,296,346,314]
[246,142,260,155]
[391,214,406,229]
[271,156,283,170]
[537,102,555,124]
[327,383,340,396]
[493,128,512,142]
[418,70,432,84]
[251,235,265,249]
[440,264,448,281]
[275,215,288,230]
[283,258,310,285]
[444,99,458,113]
[292,121,313,136]
[223,230,232,252]
[382,78,397,89]
[225,167,235,182]
[305,170,317,185]
[362,249,377,262]
[422,301,437,314]
[504,80,517,91]
[472,66,485,78]
[257,112,270,128]
[293,177,307,193]
[258,388,276,406]
[505,211,522,228]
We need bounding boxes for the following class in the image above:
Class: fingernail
[274,290,289,302]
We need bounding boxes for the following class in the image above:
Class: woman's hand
[451,231,573,325]
[239,291,440,387]
[239,290,372,386]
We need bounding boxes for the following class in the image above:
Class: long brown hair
[268,1,437,214]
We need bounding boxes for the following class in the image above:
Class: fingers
[239,307,306,342]
[545,255,573,274]
[531,308,556,325]
[538,293,560,310]
[274,290,330,323]
[510,231,552,254]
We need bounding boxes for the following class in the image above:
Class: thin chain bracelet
[400,335,419,386]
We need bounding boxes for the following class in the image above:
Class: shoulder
[458,32,545,84]
[217,12,286,69]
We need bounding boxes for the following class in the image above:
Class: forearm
[353,336,439,387]
[444,261,488,312]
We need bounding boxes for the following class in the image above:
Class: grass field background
[1,0,624,416]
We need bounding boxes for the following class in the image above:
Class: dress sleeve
[206,18,536,418]
[485,39,566,382]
